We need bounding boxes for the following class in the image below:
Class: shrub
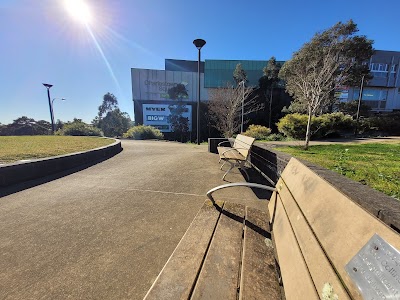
[317,113,354,137]
[277,113,311,139]
[243,125,272,140]
[123,125,163,140]
[56,121,103,136]
[277,113,354,139]
[263,133,286,141]
[359,112,400,135]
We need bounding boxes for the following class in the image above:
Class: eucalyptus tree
[279,20,374,149]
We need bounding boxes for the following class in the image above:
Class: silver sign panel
[345,234,400,299]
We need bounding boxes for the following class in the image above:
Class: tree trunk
[304,107,312,150]
[269,87,273,129]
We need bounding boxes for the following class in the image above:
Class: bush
[317,112,354,137]
[56,120,103,136]
[243,125,272,140]
[358,112,400,135]
[263,133,286,141]
[277,113,354,139]
[277,113,311,139]
[123,125,163,140]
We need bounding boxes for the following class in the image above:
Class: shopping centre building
[131,50,400,134]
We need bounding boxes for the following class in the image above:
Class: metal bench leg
[220,161,226,170]
[222,160,235,180]
[239,161,250,181]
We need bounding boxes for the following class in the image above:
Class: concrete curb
[0,139,122,187]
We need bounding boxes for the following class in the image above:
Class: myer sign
[143,104,192,132]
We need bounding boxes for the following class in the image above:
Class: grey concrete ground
[0,140,269,300]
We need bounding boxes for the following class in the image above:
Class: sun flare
[64,0,93,24]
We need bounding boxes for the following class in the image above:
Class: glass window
[353,88,388,101]
[370,63,388,72]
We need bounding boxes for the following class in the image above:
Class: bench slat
[272,193,320,299]
[143,200,224,300]
[233,135,255,158]
[278,180,351,299]
[191,202,245,300]
[217,147,245,161]
[240,207,280,300]
[281,158,400,299]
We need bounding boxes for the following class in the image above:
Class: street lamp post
[193,38,206,145]
[355,74,365,137]
[240,80,245,133]
[42,83,54,134]
[51,98,66,130]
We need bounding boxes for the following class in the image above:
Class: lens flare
[64,0,92,24]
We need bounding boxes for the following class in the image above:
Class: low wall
[208,138,229,154]
[250,142,400,232]
[0,139,122,187]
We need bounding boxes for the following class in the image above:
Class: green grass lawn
[275,143,400,200]
[0,136,114,164]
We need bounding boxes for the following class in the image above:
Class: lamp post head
[193,39,206,50]
[43,83,53,89]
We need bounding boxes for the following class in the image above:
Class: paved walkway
[0,140,269,300]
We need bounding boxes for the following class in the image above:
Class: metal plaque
[346,234,400,300]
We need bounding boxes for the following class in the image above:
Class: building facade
[131,61,207,133]
[344,50,400,112]
[131,51,400,136]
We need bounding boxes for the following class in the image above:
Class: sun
[64,0,93,25]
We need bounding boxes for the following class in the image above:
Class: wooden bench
[144,158,400,299]
[217,134,255,180]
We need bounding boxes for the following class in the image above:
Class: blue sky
[1,0,400,125]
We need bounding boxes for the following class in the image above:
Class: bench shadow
[211,201,271,239]
[238,167,274,200]
[0,156,112,198]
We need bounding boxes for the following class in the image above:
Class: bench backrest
[232,134,255,159]
[268,158,400,299]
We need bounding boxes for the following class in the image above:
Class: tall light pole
[193,38,206,145]
[51,98,66,130]
[240,80,245,133]
[355,74,365,137]
[42,83,54,134]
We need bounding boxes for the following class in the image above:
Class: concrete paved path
[0,140,269,300]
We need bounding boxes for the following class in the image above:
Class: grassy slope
[275,143,400,200]
[0,136,114,164]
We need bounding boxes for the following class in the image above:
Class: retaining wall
[250,142,400,232]
[0,139,122,187]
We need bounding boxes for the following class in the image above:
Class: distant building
[130,51,400,136]
[343,50,400,112]
[131,60,207,133]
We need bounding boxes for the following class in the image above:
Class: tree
[97,92,118,119]
[233,63,248,85]
[208,83,262,137]
[168,83,189,141]
[100,109,131,137]
[93,93,132,137]
[0,116,51,136]
[262,57,281,128]
[57,119,103,136]
[279,20,374,149]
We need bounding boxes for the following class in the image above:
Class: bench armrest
[207,183,277,202]
[221,147,248,154]
[218,140,232,147]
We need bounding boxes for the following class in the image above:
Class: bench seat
[144,200,281,300]
[217,146,246,161]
